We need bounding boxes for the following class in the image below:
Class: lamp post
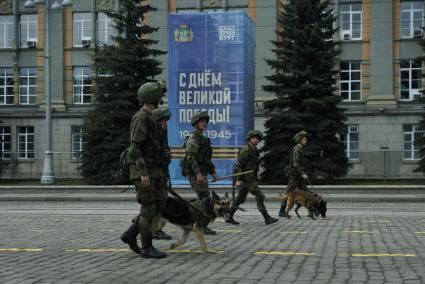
[24,0,72,184]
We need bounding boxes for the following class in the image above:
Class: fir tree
[80,0,165,184]
[261,0,349,183]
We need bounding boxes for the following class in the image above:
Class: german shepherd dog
[161,191,230,253]
[279,189,327,220]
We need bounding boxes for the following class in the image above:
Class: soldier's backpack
[119,146,130,180]
[179,135,190,176]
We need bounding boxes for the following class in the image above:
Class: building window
[340,3,362,40]
[73,66,92,104]
[20,14,37,48]
[97,13,115,46]
[400,60,422,101]
[17,126,34,159]
[0,126,11,159]
[340,61,361,101]
[0,68,14,105]
[401,2,424,38]
[19,67,37,105]
[403,125,423,160]
[73,13,92,47]
[0,15,14,48]
[71,126,85,160]
[341,125,359,160]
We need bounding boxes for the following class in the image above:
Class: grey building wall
[1,0,424,180]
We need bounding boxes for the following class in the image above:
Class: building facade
[0,0,424,179]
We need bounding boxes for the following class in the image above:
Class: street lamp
[25,0,72,184]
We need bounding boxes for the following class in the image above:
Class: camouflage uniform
[225,130,278,225]
[121,81,168,259]
[151,108,172,240]
[185,131,215,200]
[183,111,217,234]
[278,130,308,217]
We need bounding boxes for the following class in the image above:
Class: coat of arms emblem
[174,24,193,42]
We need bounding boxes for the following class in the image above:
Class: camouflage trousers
[134,178,167,237]
[280,176,307,207]
[187,174,211,200]
[235,181,266,211]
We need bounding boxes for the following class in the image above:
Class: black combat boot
[203,226,216,235]
[140,232,167,259]
[153,229,172,240]
[225,206,239,225]
[260,210,279,225]
[120,219,141,255]
[278,202,291,218]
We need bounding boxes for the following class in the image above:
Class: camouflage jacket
[234,143,259,182]
[289,143,306,178]
[184,131,215,176]
[128,108,165,179]
[159,128,172,176]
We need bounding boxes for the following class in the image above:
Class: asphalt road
[1,201,425,284]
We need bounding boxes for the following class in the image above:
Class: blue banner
[168,12,254,184]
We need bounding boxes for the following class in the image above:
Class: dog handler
[182,111,218,235]
[278,130,309,217]
[122,81,168,259]
[225,130,278,225]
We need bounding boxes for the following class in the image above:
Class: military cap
[191,111,210,126]
[137,81,167,105]
[246,130,263,141]
[152,108,172,121]
[294,130,308,143]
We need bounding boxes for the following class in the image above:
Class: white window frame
[340,3,362,40]
[97,12,115,46]
[0,15,14,48]
[71,126,85,160]
[19,67,37,105]
[401,2,424,39]
[400,60,422,101]
[0,126,11,159]
[403,125,423,160]
[340,61,362,101]
[0,67,14,105]
[17,126,34,159]
[73,66,92,104]
[341,125,359,160]
[19,14,37,48]
[73,13,92,47]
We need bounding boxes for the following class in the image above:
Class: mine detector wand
[209,170,254,213]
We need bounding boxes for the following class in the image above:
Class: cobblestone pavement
[0,201,425,284]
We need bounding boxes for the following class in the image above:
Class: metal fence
[0,152,83,179]
[0,150,423,179]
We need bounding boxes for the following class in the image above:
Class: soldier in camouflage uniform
[278,130,309,217]
[225,130,278,225]
[151,108,173,240]
[120,81,168,259]
[182,111,218,235]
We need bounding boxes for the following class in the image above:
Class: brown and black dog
[279,189,327,220]
[161,191,230,253]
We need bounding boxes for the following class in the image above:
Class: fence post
[380,146,390,180]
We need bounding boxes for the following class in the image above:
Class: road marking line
[65,249,130,253]
[255,251,314,256]
[166,249,224,254]
[0,248,43,252]
[345,230,379,234]
[275,231,308,234]
[216,229,242,233]
[352,253,416,257]
[415,232,425,234]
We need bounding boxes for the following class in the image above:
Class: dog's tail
[278,193,288,201]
